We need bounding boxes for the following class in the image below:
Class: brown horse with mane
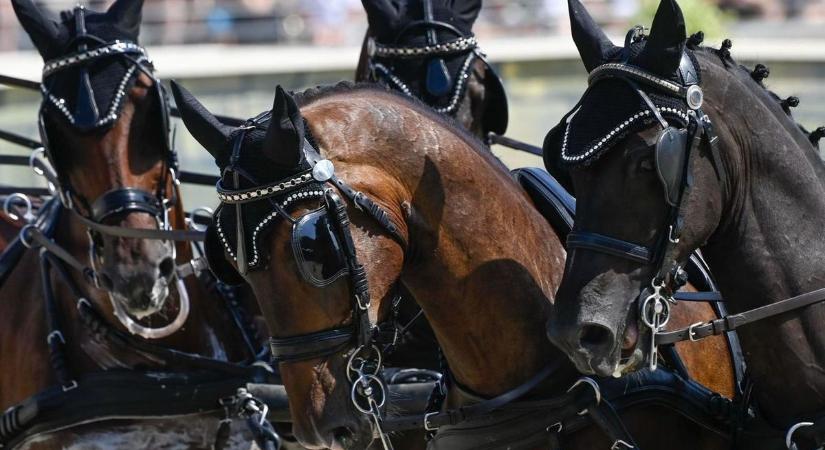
[172,78,735,449]
[0,1,267,448]
[353,0,735,399]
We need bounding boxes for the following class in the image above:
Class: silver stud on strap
[687,85,704,110]
[313,159,335,182]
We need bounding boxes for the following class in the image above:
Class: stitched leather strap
[657,287,825,345]
[567,231,652,264]
[269,327,354,362]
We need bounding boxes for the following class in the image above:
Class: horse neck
[697,52,825,420]
[310,91,573,398]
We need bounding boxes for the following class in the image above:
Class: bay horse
[0,1,267,448]
[172,80,734,449]
[354,0,735,398]
[544,0,825,448]
[355,0,508,139]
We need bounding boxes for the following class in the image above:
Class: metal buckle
[546,421,563,434]
[688,322,704,342]
[424,411,439,431]
[62,379,78,392]
[785,421,814,449]
[611,439,635,450]
[567,377,601,415]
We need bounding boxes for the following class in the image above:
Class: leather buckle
[424,412,439,431]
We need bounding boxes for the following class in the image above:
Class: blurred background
[1,0,823,205]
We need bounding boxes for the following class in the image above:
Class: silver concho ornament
[313,159,335,182]
[686,85,704,110]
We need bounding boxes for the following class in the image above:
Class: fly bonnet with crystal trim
[13,0,173,188]
[543,0,701,188]
[171,82,326,284]
[362,0,508,134]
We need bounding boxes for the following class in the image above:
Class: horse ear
[362,0,398,38]
[170,80,234,164]
[107,0,144,40]
[567,0,620,72]
[11,0,61,60]
[453,0,483,26]
[637,0,687,76]
[263,86,306,169]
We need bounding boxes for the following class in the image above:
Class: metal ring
[19,224,37,249]
[3,193,33,222]
[188,206,214,232]
[350,374,386,414]
[688,322,705,342]
[346,344,383,382]
[785,421,814,449]
[29,147,46,176]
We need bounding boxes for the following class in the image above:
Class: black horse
[355,0,508,139]
[545,0,825,447]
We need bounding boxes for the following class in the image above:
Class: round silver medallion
[367,37,377,58]
[686,85,704,110]
[312,159,335,182]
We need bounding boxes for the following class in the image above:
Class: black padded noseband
[90,188,165,223]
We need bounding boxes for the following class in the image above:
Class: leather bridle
[561,44,825,446]
[215,114,407,450]
[562,49,723,371]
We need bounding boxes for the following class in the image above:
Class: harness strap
[383,362,560,431]
[567,232,652,264]
[656,287,825,345]
[72,205,206,241]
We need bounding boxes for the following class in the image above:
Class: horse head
[173,82,408,448]
[14,0,181,323]
[356,0,508,138]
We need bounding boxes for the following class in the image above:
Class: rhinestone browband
[588,64,686,97]
[42,41,148,78]
[216,171,315,204]
[372,36,477,59]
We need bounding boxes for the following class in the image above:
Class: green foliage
[633,0,731,39]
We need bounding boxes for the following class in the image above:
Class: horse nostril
[333,427,353,445]
[158,257,175,279]
[578,324,614,353]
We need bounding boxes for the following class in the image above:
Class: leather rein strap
[657,287,825,345]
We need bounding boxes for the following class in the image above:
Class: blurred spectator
[1,0,825,50]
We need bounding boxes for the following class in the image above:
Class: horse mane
[691,41,820,153]
[292,81,511,174]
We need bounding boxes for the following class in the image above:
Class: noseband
[563,47,726,370]
[215,114,407,449]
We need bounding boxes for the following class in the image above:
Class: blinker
[426,58,453,97]
[655,127,689,207]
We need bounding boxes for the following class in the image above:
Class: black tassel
[809,127,825,146]
[782,96,800,109]
[687,31,705,49]
[718,39,732,59]
[751,64,770,82]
